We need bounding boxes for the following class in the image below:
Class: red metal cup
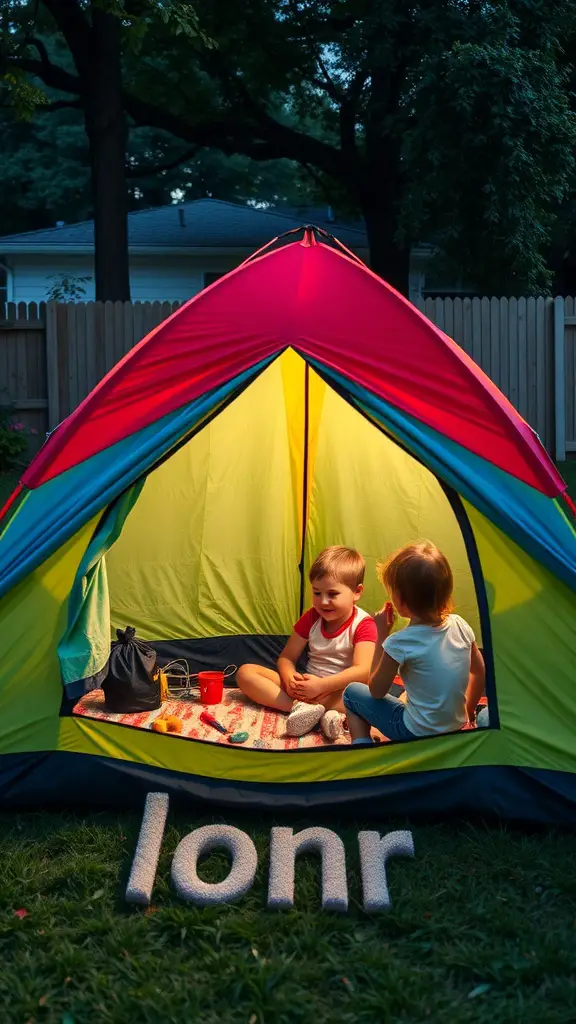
[198,670,224,704]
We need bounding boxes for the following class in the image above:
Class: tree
[4,0,576,294]
[129,0,576,294]
[111,0,576,292]
[0,103,323,238]
[1,0,132,299]
[0,0,211,300]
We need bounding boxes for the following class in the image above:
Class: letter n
[267,827,348,912]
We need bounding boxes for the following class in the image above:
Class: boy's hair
[378,541,453,621]
[309,546,365,590]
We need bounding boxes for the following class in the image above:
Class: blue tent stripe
[0,358,276,600]
[307,360,576,591]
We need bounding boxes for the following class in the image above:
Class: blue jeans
[343,682,416,743]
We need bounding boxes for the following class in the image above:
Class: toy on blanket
[151,716,183,734]
[228,731,249,744]
[200,710,227,733]
[199,710,249,745]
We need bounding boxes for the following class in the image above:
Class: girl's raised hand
[373,601,396,640]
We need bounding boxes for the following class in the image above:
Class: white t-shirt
[294,607,377,678]
[383,614,475,737]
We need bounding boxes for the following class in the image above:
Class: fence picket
[443,297,454,340]
[535,297,547,443]
[104,302,115,374]
[490,298,500,385]
[462,298,472,356]
[566,297,575,450]
[453,298,463,345]
[124,300,135,354]
[517,297,528,420]
[499,297,509,399]
[66,301,78,413]
[113,301,125,364]
[480,297,490,374]
[85,303,97,399]
[508,297,519,410]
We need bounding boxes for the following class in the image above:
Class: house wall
[4,250,428,302]
[3,254,241,304]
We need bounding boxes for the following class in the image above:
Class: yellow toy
[151,716,183,734]
[153,670,170,702]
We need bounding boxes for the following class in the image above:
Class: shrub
[0,407,38,472]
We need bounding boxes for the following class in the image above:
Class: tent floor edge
[1,751,576,825]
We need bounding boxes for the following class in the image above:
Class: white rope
[161,661,237,699]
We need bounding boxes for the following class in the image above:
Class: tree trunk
[358,177,411,296]
[82,10,131,302]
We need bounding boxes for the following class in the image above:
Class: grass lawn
[0,465,575,1022]
[1,809,576,1023]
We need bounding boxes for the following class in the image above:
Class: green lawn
[1,809,576,1023]
[0,466,575,1022]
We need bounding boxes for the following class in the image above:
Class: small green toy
[228,731,249,744]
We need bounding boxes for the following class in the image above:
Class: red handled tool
[200,710,228,734]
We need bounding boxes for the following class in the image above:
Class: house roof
[0,198,369,254]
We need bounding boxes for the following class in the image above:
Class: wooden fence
[1,296,574,458]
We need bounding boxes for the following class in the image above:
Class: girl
[343,541,485,744]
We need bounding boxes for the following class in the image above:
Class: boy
[236,546,377,740]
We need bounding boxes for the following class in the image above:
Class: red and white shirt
[294,607,377,678]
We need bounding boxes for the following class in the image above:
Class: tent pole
[298,362,310,615]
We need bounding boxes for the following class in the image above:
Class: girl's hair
[378,541,453,621]
[309,546,365,590]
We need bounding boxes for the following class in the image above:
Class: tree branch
[26,36,51,67]
[7,55,83,96]
[8,18,348,185]
[126,147,199,178]
[9,47,343,177]
[39,0,93,75]
[347,62,370,104]
[41,96,83,110]
[314,50,343,102]
[301,161,338,207]
[124,90,345,178]
[285,10,357,41]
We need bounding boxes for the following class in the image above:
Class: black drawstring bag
[103,626,160,713]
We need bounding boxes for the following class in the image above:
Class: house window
[203,272,223,289]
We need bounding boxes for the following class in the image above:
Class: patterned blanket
[74,686,352,750]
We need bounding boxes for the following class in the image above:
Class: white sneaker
[321,710,344,741]
[286,701,325,737]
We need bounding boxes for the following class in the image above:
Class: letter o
[171,825,258,906]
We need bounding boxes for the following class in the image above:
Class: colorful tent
[1,229,575,822]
